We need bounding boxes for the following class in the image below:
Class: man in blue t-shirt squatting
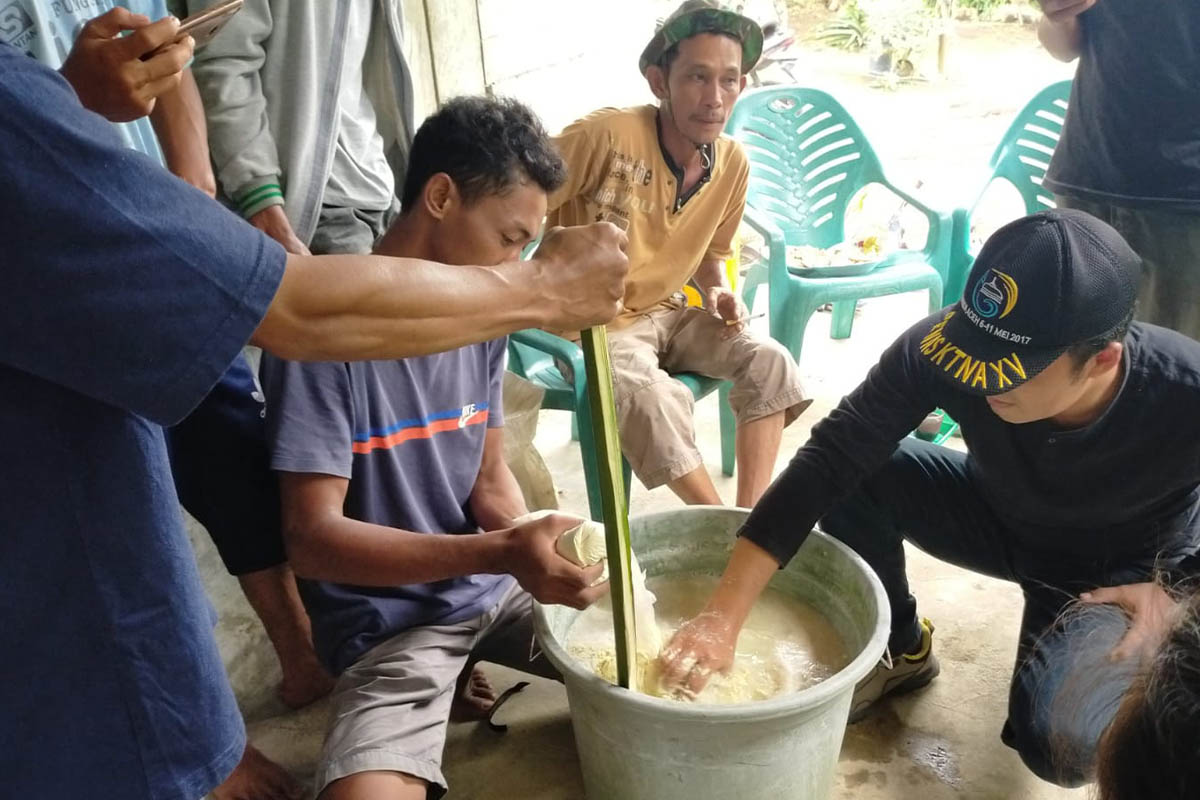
[260,96,607,800]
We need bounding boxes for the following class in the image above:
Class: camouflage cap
[639,0,764,76]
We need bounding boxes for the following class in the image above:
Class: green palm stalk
[579,325,639,691]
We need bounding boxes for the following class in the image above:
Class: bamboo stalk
[579,325,639,691]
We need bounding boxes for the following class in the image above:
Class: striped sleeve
[235,178,286,219]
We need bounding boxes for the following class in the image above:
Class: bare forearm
[256,222,629,360]
[469,463,529,532]
[1038,15,1083,61]
[705,537,779,627]
[287,514,511,586]
[691,257,730,294]
[254,255,544,361]
[148,70,215,194]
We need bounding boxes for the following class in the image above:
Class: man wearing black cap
[660,209,1200,786]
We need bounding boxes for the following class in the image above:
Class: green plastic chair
[506,330,736,522]
[724,86,950,364]
[944,80,1072,303]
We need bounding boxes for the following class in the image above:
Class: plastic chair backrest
[977,80,1072,215]
[507,338,548,381]
[726,86,888,248]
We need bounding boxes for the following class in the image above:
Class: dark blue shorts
[166,354,285,576]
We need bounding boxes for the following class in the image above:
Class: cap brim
[915,307,1067,397]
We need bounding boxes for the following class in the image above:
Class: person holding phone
[1,6,317,798]
[0,41,628,800]
[3,3,213,194]
[4,7,353,797]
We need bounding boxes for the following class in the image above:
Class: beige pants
[314,582,553,798]
[603,306,809,488]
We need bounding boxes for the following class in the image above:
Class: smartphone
[175,0,244,50]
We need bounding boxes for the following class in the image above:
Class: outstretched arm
[252,222,629,361]
[659,536,780,696]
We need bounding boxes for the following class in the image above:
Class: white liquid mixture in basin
[566,574,847,704]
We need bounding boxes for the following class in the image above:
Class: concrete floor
[191,291,1089,799]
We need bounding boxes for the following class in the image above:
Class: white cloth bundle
[517,511,662,658]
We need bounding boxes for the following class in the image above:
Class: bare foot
[212,745,303,800]
[277,651,335,710]
[450,665,497,721]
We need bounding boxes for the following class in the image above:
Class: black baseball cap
[916,209,1141,396]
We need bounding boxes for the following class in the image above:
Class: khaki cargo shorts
[314,582,555,798]
[603,306,809,488]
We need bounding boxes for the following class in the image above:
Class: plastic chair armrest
[509,328,585,384]
[743,204,790,286]
[880,179,952,277]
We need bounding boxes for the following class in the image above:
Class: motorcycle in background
[734,0,802,86]
[749,17,802,85]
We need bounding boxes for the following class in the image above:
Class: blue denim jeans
[820,438,1200,786]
